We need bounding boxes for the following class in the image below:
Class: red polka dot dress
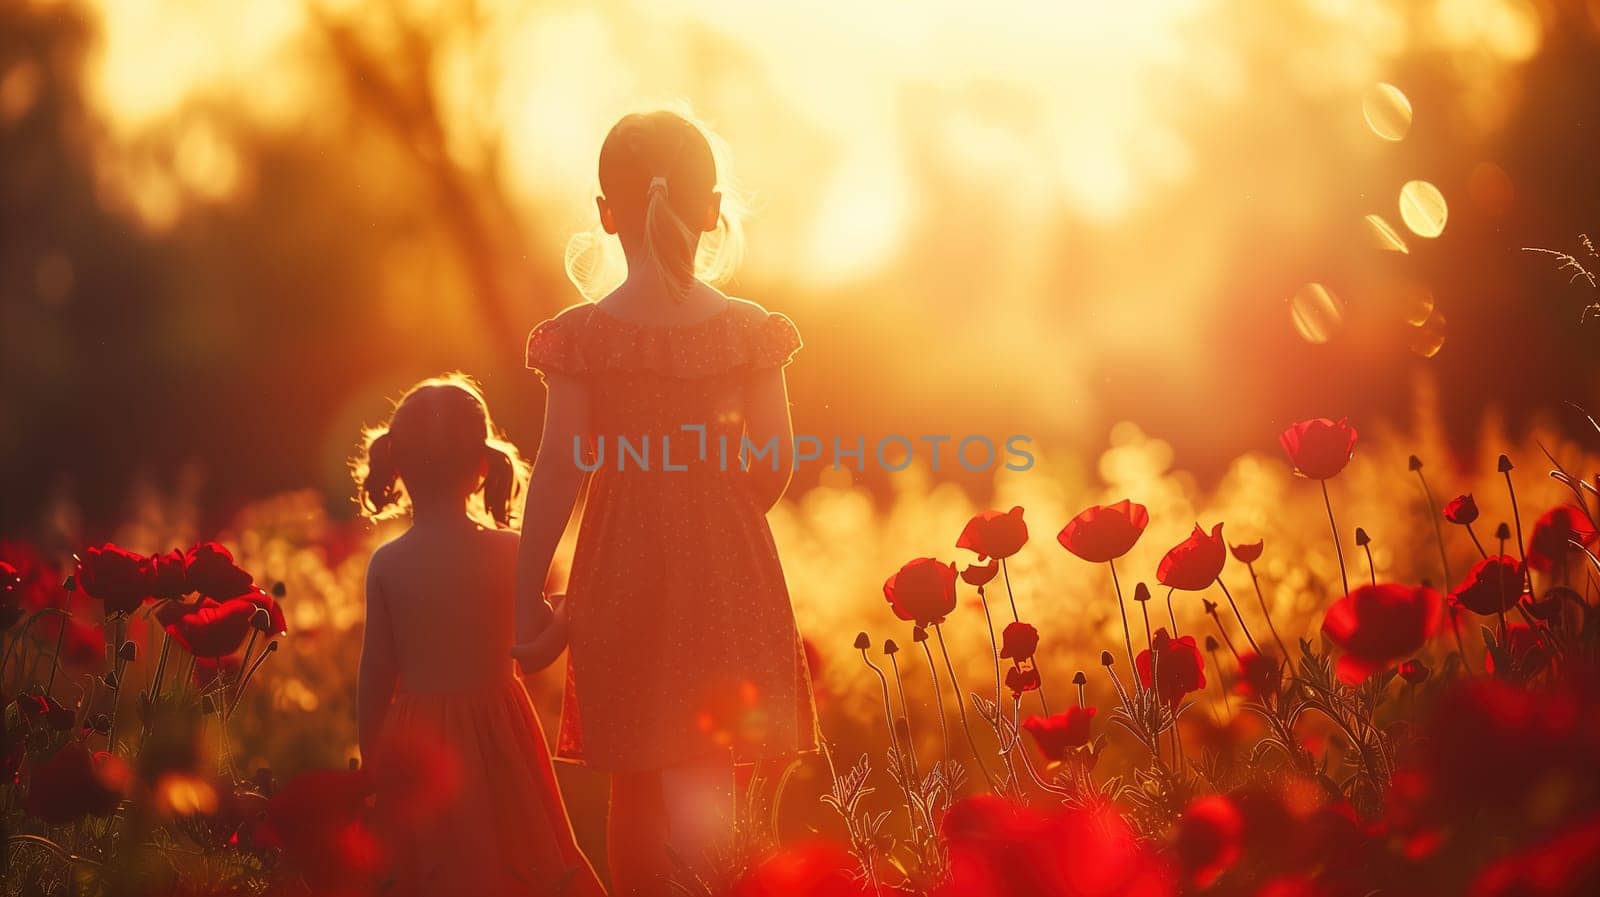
[525,298,818,772]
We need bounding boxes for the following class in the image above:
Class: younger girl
[354,374,604,897]
[514,109,817,896]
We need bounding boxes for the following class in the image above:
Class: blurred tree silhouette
[2,0,1598,538]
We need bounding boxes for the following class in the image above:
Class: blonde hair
[350,373,530,529]
[564,104,748,301]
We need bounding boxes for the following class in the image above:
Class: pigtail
[641,176,697,301]
[482,445,516,528]
[361,431,401,517]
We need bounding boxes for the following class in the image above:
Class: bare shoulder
[479,527,521,552]
[365,534,407,594]
[726,296,777,321]
[475,527,521,568]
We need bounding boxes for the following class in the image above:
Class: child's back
[369,524,520,694]
[353,375,604,897]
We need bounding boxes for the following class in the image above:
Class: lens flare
[1399,180,1448,238]
[1362,83,1412,141]
[1363,213,1410,253]
[1409,309,1448,358]
[1289,283,1344,344]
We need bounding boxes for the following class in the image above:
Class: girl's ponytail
[641,176,697,301]
[482,444,516,528]
[361,431,400,517]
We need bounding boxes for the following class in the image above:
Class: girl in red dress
[354,375,605,897]
[514,110,817,896]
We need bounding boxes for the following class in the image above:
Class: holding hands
[512,592,570,674]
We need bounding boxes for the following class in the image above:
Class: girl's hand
[515,591,556,645]
[511,594,569,673]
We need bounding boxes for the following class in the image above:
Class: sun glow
[66,0,1552,431]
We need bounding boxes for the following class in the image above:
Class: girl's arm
[356,562,399,762]
[741,366,796,513]
[512,374,590,667]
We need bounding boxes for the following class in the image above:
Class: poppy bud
[1205,635,1220,652]
[853,632,871,651]
[1354,527,1371,547]
[250,607,273,633]
[1398,658,1431,684]
[1443,494,1479,525]
[63,574,77,592]
[1202,599,1219,615]
[1072,670,1087,685]
[883,639,899,656]
[117,640,138,662]
[912,626,928,643]
[1408,455,1423,471]
[1495,523,1512,541]
[103,670,120,690]
[90,713,111,735]
[1133,582,1151,602]
[271,581,287,598]
[1100,650,1115,667]
[1497,454,1513,473]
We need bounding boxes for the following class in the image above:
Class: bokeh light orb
[1399,179,1448,238]
[1362,82,1413,141]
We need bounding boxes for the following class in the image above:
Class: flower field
[4,407,1600,896]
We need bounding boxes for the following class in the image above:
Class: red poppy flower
[1465,813,1600,897]
[77,543,153,615]
[184,542,255,600]
[255,768,385,892]
[1450,556,1526,616]
[1443,493,1479,525]
[938,796,1175,897]
[1005,665,1040,697]
[1022,707,1097,759]
[165,597,258,658]
[1233,652,1282,698]
[1136,628,1207,707]
[1230,540,1264,564]
[1526,504,1599,573]
[23,742,130,823]
[883,558,959,627]
[1056,500,1150,563]
[155,596,214,628]
[147,549,189,600]
[999,621,1039,660]
[1173,795,1245,889]
[957,506,1029,560]
[1321,583,1442,684]
[961,559,1000,587]
[0,540,61,614]
[1279,418,1358,480]
[731,839,874,897]
[1157,524,1227,591]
